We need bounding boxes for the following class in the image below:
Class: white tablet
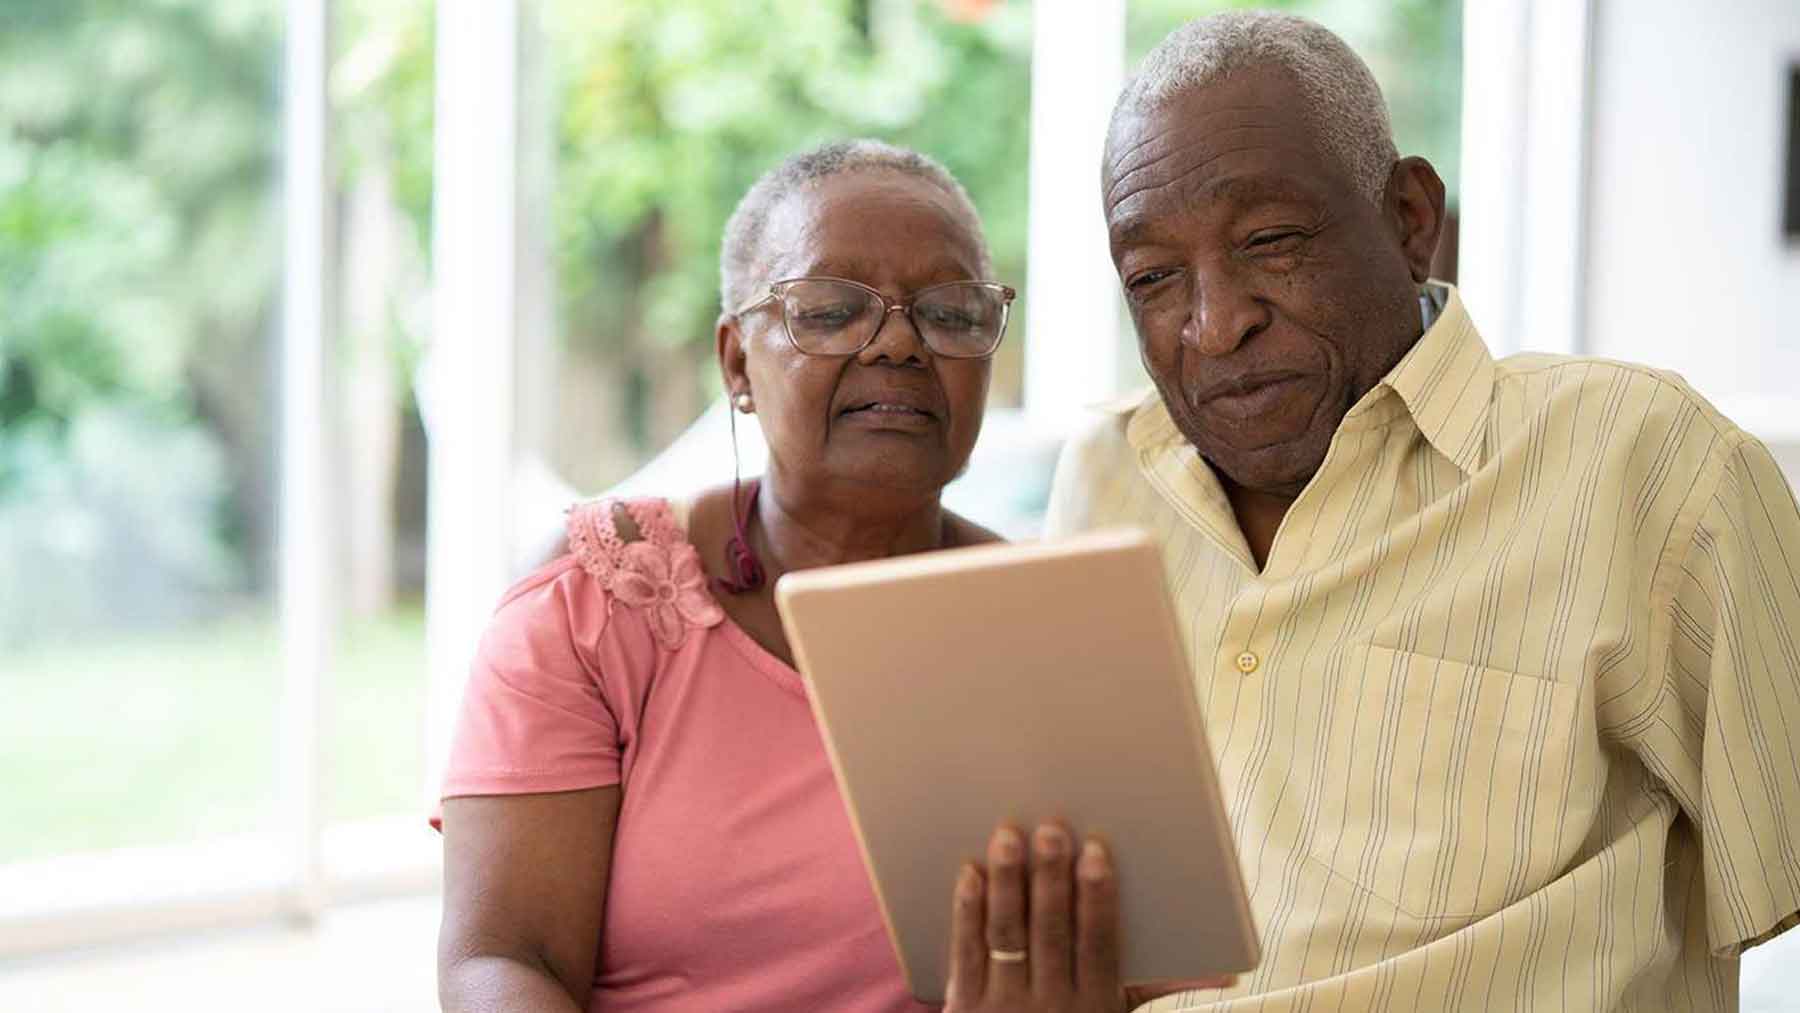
[774,528,1260,1002]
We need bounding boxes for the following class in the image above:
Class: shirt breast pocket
[1302,645,1588,921]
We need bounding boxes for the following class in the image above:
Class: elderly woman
[435,141,1219,1013]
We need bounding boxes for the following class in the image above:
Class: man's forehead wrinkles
[1105,105,1291,194]
[1107,124,1169,177]
[1105,143,1277,220]
[1105,124,1285,206]
[1107,102,1287,171]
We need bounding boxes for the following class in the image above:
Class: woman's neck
[690,471,978,669]
[750,472,949,582]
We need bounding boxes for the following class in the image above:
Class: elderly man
[1046,11,1800,1012]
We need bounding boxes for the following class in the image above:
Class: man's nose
[1181,280,1267,357]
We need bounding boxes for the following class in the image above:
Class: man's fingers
[1028,822,1075,993]
[1073,836,1123,998]
[943,862,987,1007]
[984,825,1030,998]
[1124,976,1239,1007]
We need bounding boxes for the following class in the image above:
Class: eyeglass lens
[778,279,1005,357]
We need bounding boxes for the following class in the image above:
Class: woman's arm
[439,787,623,1013]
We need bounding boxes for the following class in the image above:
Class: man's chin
[1172,394,1340,496]
[1196,437,1328,499]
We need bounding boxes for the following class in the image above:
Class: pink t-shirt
[441,497,936,1013]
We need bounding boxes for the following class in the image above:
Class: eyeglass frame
[731,275,1017,360]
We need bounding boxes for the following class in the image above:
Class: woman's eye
[795,305,857,325]
[918,305,977,328]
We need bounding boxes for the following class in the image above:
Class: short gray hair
[719,139,991,312]
[1106,11,1398,205]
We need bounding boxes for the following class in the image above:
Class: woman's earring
[734,392,754,414]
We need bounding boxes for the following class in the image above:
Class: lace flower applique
[610,540,724,649]
[567,499,724,650]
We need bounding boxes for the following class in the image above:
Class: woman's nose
[857,304,928,365]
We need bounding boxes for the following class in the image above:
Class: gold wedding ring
[988,948,1028,964]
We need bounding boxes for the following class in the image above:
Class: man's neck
[1220,476,1296,572]
[1198,286,1442,573]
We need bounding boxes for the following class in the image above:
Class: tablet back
[774,528,1259,1002]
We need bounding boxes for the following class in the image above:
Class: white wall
[1584,0,1800,425]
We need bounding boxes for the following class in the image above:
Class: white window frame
[277,0,333,925]
[420,0,528,820]
[1457,0,1597,355]
[1023,0,1128,430]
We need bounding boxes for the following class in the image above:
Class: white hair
[1106,11,1398,205]
[719,139,991,312]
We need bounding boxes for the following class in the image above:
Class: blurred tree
[539,0,1035,491]
[0,0,283,644]
[0,0,436,638]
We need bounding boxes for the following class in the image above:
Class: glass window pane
[0,0,286,868]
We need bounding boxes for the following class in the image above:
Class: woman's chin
[819,450,960,497]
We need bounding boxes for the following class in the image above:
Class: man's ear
[717,312,750,401]
[1386,156,1447,283]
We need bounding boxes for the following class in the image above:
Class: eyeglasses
[734,276,1016,359]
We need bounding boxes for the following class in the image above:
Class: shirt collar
[1368,282,1494,475]
[1120,282,1494,476]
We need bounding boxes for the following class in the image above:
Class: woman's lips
[839,401,939,430]
[842,401,933,415]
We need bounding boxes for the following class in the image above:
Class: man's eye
[1246,230,1305,252]
[1127,269,1176,291]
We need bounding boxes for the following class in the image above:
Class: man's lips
[1192,370,1315,420]
[1195,370,1307,402]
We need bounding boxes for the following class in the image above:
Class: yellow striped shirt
[1044,284,1800,1011]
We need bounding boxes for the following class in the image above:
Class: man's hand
[943,822,1236,1012]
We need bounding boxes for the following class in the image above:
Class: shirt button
[1234,650,1260,674]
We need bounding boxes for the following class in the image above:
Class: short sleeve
[1649,436,1800,955]
[439,558,624,804]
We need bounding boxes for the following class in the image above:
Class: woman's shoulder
[945,509,1005,547]
[558,494,724,651]
[564,495,688,575]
